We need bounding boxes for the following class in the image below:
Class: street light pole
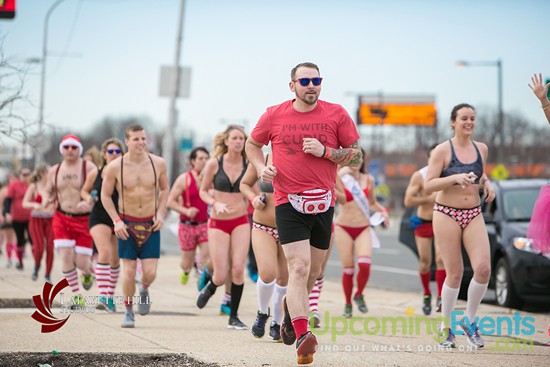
[163,0,186,184]
[37,0,68,165]
[456,59,503,162]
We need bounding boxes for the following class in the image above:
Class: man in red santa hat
[43,134,98,308]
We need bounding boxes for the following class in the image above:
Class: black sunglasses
[294,77,323,87]
[63,145,78,150]
[107,149,122,154]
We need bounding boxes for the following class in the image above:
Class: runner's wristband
[322,146,326,158]
[114,218,122,225]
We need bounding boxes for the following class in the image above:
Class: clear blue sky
[2,0,549,147]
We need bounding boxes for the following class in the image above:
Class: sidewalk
[0,252,549,366]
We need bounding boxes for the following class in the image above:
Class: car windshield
[502,187,541,221]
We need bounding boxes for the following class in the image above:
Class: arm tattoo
[326,141,362,167]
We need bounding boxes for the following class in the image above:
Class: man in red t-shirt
[246,62,361,365]
[3,168,32,270]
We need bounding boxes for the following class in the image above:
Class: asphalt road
[161,214,435,293]
[160,213,547,314]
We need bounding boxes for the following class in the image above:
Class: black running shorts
[275,203,334,250]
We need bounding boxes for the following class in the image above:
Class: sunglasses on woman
[107,149,122,154]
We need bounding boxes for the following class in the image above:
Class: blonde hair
[29,164,49,183]
[83,146,102,167]
[212,125,247,159]
[100,138,126,167]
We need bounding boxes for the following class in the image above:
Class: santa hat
[59,134,83,155]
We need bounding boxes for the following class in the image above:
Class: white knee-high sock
[257,277,275,314]
[466,278,488,323]
[441,283,460,329]
[272,284,287,324]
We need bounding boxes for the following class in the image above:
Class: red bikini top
[344,187,369,202]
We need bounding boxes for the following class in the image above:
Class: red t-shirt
[251,100,360,206]
[7,180,32,222]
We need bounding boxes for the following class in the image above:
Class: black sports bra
[440,139,483,183]
[213,155,247,193]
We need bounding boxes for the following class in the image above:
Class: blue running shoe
[247,264,258,283]
[198,267,211,292]
[220,300,231,315]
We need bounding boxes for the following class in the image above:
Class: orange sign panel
[359,103,436,126]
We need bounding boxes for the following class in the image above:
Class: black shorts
[275,203,334,250]
[89,207,114,230]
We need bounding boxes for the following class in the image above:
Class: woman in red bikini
[196,125,250,330]
[425,103,495,349]
[334,151,389,318]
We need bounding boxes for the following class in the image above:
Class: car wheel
[495,257,522,308]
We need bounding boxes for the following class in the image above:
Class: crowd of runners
[1,66,549,365]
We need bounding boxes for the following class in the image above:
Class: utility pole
[163,0,186,183]
[37,0,68,166]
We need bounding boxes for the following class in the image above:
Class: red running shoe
[296,331,318,365]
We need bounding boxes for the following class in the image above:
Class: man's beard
[299,92,318,105]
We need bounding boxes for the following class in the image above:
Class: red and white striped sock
[109,266,120,296]
[63,268,80,294]
[95,263,110,296]
[308,277,324,313]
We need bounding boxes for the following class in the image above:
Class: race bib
[288,189,332,215]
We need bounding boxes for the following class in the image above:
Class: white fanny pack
[288,189,332,215]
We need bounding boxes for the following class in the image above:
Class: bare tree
[0,36,34,145]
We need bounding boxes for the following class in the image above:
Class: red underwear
[208,215,250,235]
[336,224,370,240]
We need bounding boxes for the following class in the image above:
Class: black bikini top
[213,155,247,193]
[440,139,483,183]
